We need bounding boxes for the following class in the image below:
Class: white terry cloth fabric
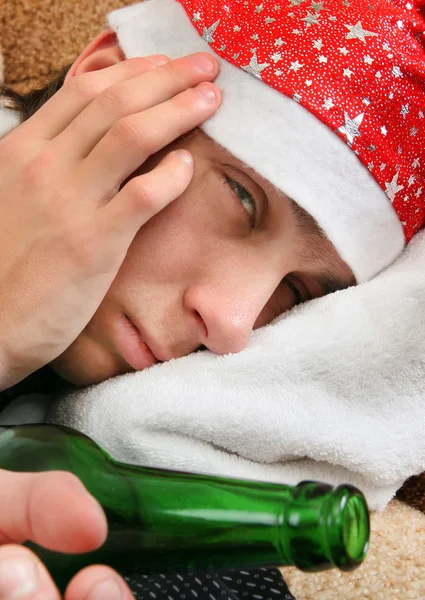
[47,228,425,513]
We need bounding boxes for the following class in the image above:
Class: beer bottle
[0,424,370,592]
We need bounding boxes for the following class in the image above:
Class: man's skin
[0,29,354,600]
[50,29,355,388]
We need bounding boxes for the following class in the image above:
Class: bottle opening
[342,493,370,564]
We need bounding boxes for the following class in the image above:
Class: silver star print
[275,69,283,76]
[265,16,276,24]
[382,43,391,51]
[343,68,353,77]
[381,125,388,135]
[202,19,220,43]
[339,47,349,55]
[323,98,335,110]
[318,55,328,63]
[385,171,404,202]
[255,3,264,12]
[251,33,260,41]
[271,52,282,63]
[410,127,418,136]
[305,79,313,86]
[293,93,302,103]
[401,104,409,117]
[336,112,364,146]
[313,38,323,50]
[289,0,305,5]
[364,55,374,64]
[289,60,304,72]
[234,25,241,32]
[388,91,394,99]
[408,175,416,187]
[412,157,420,168]
[379,163,386,170]
[368,162,374,171]
[310,1,324,11]
[242,49,270,79]
[193,12,201,22]
[302,11,320,26]
[419,111,424,118]
[416,187,423,198]
[363,97,371,106]
[275,37,285,47]
[375,71,382,78]
[344,21,378,44]
[392,65,403,77]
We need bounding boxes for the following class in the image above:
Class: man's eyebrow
[311,270,352,296]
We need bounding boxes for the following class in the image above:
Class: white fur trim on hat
[108,0,404,282]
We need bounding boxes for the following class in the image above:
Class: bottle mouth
[328,484,370,571]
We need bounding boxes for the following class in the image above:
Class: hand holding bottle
[0,52,220,391]
[0,468,134,599]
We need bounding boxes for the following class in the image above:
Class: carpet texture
[1,0,425,596]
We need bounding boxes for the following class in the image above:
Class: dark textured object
[122,567,296,600]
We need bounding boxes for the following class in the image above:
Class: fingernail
[195,83,218,102]
[148,54,169,66]
[175,150,194,168]
[0,557,39,599]
[88,578,123,600]
[189,53,216,73]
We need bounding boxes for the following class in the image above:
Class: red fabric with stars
[177,0,425,242]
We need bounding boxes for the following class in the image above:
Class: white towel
[46,229,425,513]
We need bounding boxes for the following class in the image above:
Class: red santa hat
[108,0,425,283]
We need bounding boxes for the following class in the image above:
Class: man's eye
[223,175,257,228]
[285,278,303,306]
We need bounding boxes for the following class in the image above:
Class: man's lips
[127,316,167,363]
[110,313,160,371]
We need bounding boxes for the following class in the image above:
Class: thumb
[0,469,107,553]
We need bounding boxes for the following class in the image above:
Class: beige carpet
[1,0,425,596]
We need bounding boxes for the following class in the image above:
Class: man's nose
[183,280,275,356]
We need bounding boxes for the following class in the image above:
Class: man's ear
[65,29,126,82]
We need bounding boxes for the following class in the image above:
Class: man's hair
[0,63,73,122]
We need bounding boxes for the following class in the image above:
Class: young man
[0,0,423,598]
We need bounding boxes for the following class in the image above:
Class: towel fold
[47,230,425,512]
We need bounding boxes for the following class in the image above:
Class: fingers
[0,544,60,600]
[98,149,194,243]
[0,548,135,600]
[76,82,220,204]
[0,470,107,553]
[54,52,219,159]
[65,565,135,600]
[22,55,171,140]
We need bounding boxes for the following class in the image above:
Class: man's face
[50,127,355,386]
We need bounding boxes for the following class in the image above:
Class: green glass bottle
[0,424,370,593]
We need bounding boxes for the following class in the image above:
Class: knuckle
[125,177,158,212]
[112,116,157,153]
[98,83,130,115]
[162,59,187,84]
[66,72,104,101]
[22,150,55,187]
